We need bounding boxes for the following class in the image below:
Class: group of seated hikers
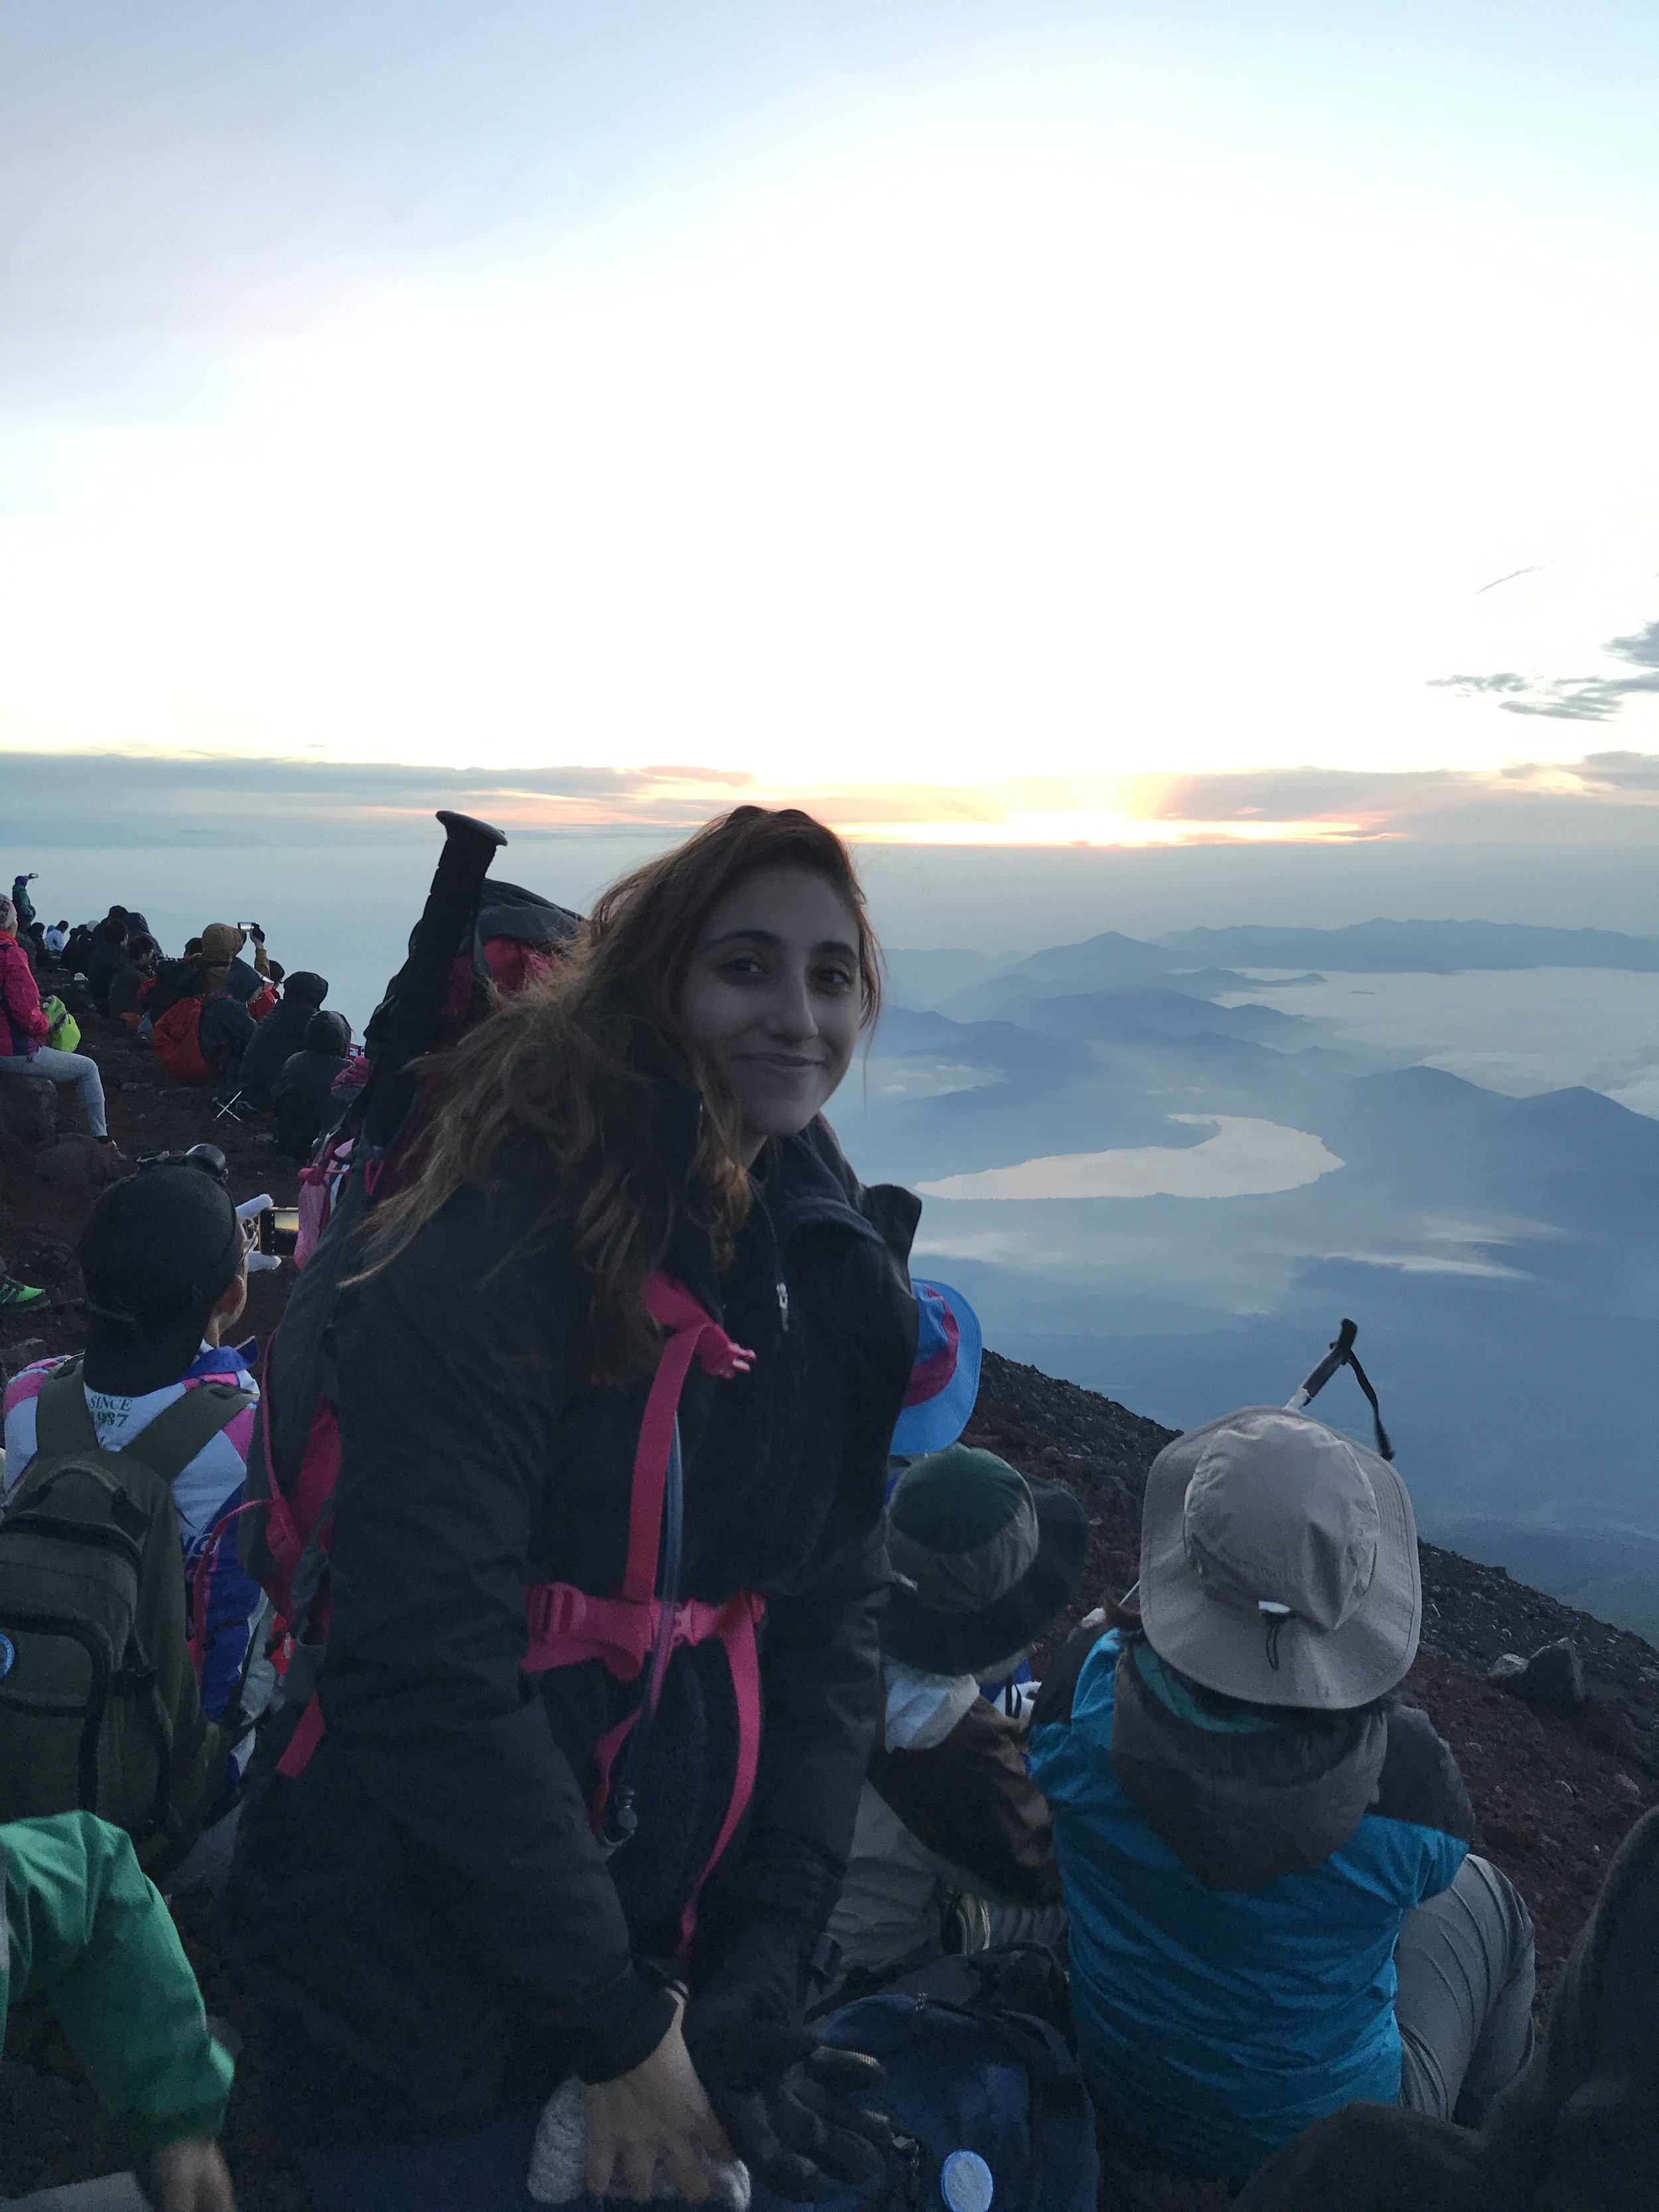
[1,887,358,1277]
[0,810,1652,2212]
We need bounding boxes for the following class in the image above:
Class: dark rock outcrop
[1489,1639,1589,1716]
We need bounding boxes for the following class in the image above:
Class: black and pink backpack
[239,814,770,1949]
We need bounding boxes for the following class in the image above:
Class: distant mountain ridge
[1156,919,1659,972]
[883,919,1659,1016]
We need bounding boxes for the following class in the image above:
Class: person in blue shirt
[1029,1406,1536,2190]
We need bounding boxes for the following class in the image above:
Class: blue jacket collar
[185,1339,258,1380]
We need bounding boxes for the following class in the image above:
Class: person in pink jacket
[0,892,111,1140]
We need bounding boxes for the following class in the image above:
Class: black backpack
[0,1363,253,1868]
[762,1948,1098,2212]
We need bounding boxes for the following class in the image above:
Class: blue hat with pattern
[890,1279,983,1457]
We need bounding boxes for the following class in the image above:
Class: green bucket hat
[883,1444,1091,1676]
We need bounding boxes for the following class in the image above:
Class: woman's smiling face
[679,864,864,1161]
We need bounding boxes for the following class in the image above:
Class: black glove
[683,2012,898,2204]
[685,1864,904,2203]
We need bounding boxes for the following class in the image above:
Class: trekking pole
[359,810,508,1154]
[1287,1317,1394,1461]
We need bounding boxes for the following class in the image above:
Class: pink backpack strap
[276,1273,754,1781]
[677,1589,766,1958]
[621,1274,753,1601]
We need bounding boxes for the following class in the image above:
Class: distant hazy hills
[851,918,1659,1641]
[1159,919,1659,972]
[885,919,1659,1011]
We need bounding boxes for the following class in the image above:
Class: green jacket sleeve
[1,1812,234,2155]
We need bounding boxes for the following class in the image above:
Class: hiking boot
[0,1276,47,1314]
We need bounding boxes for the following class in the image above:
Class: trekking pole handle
[1286,1317,1359,1412]
[413,813,508,976]
[1285,1318,1394,1461]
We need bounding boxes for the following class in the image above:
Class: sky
[3,1,1659,856]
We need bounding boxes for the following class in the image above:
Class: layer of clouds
[1577,751,1659,791]
[0,750,755,845]
[1106,757,1659,844]
[7,743,1659,851]
[1431,609,1659,723]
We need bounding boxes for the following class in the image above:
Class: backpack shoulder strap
[33,1361,100,1459]
[120,1382,257,1487]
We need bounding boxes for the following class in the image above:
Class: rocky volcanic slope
[3,1023,1656,2210]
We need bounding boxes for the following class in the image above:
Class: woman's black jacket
[226,1110,920,2150]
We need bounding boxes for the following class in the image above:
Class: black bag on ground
[753,1946,1097,2212]
[0,1363,248,1868]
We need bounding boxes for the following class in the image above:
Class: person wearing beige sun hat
[1138,1405,1422,1712]
[1028,1342,1537,2193]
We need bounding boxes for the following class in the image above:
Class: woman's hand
[586,1999,735,2203]
[148,2138,238,2212]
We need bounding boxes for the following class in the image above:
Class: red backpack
[152,995,216,1086]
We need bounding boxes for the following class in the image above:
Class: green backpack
[41,994,80,1052]
[0,1362,254,1870]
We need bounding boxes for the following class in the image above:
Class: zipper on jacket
[776,1280,790,1332]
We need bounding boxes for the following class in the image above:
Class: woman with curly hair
[226,808,920,2209]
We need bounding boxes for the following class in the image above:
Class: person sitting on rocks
[0,893,113,1144]
[109,932,162,1027]
[149,942,259,1088]
[1236,1801,1659,2212]
[86,915,131,1013]
[825,1442,1084,1994]
[3,1157,269,1874]
[270,1008,352,1157]
[1027,1408,1537,2193]
[42,919,68,958]
[198,921,274,1015]
[0,1810,237,2211]
[238,968,330,1110]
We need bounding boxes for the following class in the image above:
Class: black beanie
[78,1167,244,1395]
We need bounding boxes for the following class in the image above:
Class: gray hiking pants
[0,1047,107,1138]
[1396,1852,1536,2126]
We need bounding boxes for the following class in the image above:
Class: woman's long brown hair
[358,805,883,1375]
